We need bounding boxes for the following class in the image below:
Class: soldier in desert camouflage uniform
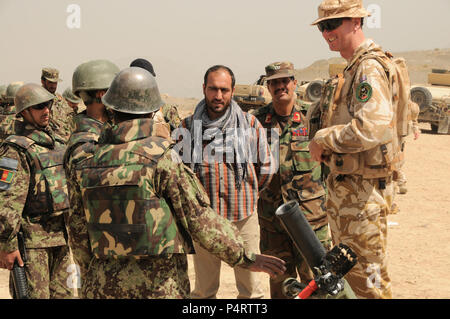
[394,101,421,196]
[130,58,182,131]
[308,0,403,298]
[0,83,72,298]
[41,67,72,141]
[63,59,120,291]
[252,62,331,299]
[0,82,24,142]
[73,67,285,299]
[390,101,421,214]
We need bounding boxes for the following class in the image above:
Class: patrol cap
[311,0,371,25]
[62,87,81,104]
[265,62,296,81]
[41,67,62,82]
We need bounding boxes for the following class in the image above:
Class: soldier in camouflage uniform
[394,101,421,196]
[63,60,120,292]
[41,68,72,141]
[130,58,182,131]
[0,83,72,298]
[62,87,84,132]
[308,0,403,298]
[73,67,285,299]
[0,84,6,105]
[0,82,24,142]
[252,62,331,299]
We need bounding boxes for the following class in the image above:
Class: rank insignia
[265,113,272,123]
[356,82,372,103]
[292,127,308,137]
[293,112,302,123]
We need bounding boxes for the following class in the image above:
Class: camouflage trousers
[64,209,93,288]
[9,245,73,299]
[326,173,393,299]
[81,254,190,299]
[259,216,331,299]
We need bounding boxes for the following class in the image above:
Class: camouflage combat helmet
[4,81,25,103]
[14,83,55,115]
[102,67,164,114]
[72,59,120,96]
[62,87,81,103]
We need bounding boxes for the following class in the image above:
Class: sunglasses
[317,18,346,32]
[30,101,53,110]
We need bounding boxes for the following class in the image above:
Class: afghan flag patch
[0,169,15,184]
[356,82,373,103]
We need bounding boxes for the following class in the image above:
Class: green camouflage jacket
[63,112,106,276]
[253,102,328,232]
[0,122,68,251]
[75,118,254,267]
[49,94,73,142]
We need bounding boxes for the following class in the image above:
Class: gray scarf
[190,99,250,189]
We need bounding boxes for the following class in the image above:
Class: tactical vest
[316,49,404,179]
[63,113,104,170]
[4,133,70,220]
[77,133,189,259]
[255,103,328,230]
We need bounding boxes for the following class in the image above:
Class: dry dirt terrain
[1,119,448,299]
[1,49,450,299]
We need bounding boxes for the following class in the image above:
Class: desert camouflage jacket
[74,118,254,267]
[0,122,68,251]
[154,103,182,132]
[313,39,398,177]
[253,102,328,231]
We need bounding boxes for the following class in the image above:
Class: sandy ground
[1,119,449,299]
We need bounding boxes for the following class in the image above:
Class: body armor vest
[5,132,70,219]
[77,132,188,259]
[316,48,404,179]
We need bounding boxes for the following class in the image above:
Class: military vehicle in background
[233,75,272,112]
[411,69,450,134]
[233,63,347,112]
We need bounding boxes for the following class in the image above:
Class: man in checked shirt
[179,65,275,299]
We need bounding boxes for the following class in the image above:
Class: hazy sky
[1,0,449,98]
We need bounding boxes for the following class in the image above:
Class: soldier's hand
[248,254,286,278]
[0,250,24,270]
[308,140,325,163]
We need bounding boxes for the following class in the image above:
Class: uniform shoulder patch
[356,82,372,103]
[0,157,18,190]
